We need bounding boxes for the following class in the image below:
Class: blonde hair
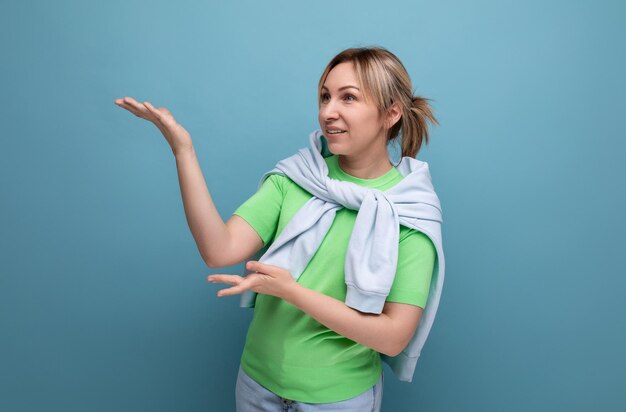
[317,46,439,158]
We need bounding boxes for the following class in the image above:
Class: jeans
[235,365,384,411]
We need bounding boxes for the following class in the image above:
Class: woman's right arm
[173,147,264,267]
[115,96,263,268]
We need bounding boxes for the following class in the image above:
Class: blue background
[1,0,624,410]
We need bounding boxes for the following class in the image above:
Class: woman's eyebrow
[321,85,360,91]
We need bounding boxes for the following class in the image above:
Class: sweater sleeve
[232,174,285,247]
[385,228,436,308]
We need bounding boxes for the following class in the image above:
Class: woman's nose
[320,100,339,120]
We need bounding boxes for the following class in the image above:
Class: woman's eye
[320,93,355,102]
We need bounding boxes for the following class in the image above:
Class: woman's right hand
[115,96,193,155]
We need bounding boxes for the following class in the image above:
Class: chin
[325,141,347,156]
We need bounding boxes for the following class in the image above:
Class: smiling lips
[326,128,347,136]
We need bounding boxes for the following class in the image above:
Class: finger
[122,97,154,115]
[117,97,143,111]
[144,101,176,128]
[116,99,149,118]
[117,99,163,127]
[217,279,254,297]
[216,286,240,297]
[142,101,167,126]
[114,99,141,115]
[216,283,249,297]
[207,274,244,285]
[216,276,257,297]
[246,260,275,274]
[122,96,141,106]
[143,101,163,120]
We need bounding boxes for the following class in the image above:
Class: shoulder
[261,173,291,192]
[399,226,436,254]
[262,173,311,199]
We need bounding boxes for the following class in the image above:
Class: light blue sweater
[240,129,446,382]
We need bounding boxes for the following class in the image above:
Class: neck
[337,149,393,179]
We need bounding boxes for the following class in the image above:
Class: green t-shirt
[233,154,436,403]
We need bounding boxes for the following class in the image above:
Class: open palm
[114,96,193,154]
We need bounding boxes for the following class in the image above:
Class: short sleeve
[386,229,436,308]
[232,174,285,246]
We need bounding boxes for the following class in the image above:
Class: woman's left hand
[207,261,299,300]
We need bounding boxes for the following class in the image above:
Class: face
[318,62,389,157]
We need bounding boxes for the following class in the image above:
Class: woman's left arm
[207,260,422,357]
[285,283,422,357]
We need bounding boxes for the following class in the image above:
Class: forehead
[322,62,359,90]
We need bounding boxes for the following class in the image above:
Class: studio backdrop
[1,0,624,411]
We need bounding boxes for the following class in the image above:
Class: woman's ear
[385,102,402,129]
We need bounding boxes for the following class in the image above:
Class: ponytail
[395,95,439,159]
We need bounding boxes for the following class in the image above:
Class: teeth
[328,130,346,134]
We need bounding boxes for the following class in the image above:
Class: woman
[115,46,443,411]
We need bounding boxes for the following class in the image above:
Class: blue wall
[1,0,624,410]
